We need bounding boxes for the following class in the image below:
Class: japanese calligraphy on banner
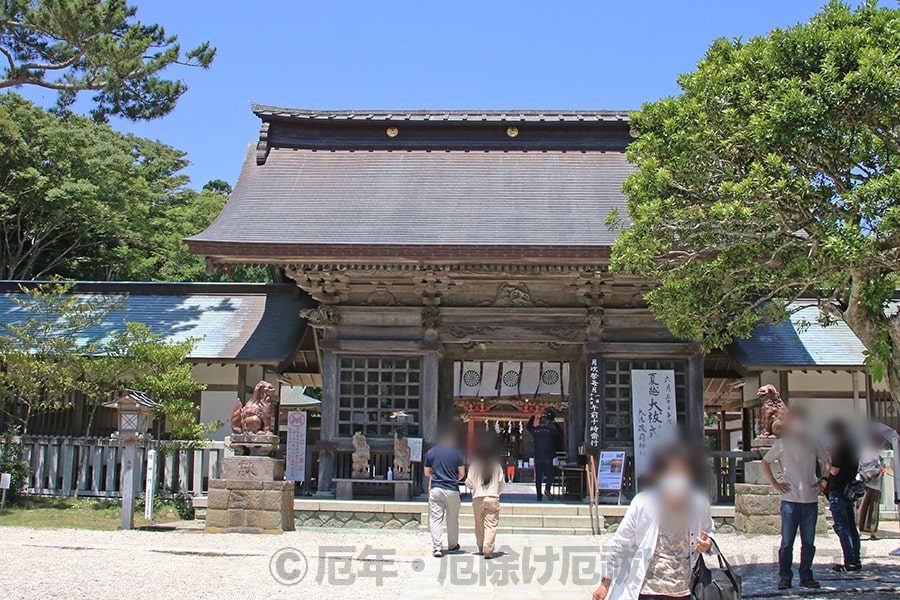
[285,411,308,482]
[586,356,602,449]
[631,370,677,478]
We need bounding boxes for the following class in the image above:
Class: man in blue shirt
[424,428,466,557]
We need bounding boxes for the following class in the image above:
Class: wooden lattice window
[337,357,421,437]
[602,359,687,448]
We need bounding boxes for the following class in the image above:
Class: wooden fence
[7,436,225,499]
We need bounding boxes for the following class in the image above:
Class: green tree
[0,279,122,437]
[0,94,263,282]
[111,322,215,444]
[0,0,215,121]
[0,282,218,444]
[610,1,900,402]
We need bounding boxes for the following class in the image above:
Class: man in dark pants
[761,407,828,590]
[827,419,861,572]
[526,412,562,501]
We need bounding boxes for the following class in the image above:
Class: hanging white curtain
[454,361,569,398]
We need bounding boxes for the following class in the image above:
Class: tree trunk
[887,336,900,406]
[836,273,900,408]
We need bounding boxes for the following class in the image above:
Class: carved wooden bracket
[412,268,454,306]
[586,306,606,336]
[256,122,271,165]
[286,266,351,304]
[422,306,441,329]
[299,304,339,328]
[573,270,613,306]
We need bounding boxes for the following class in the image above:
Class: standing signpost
[631,369,678,479]
[285,411,308,485]
[144,448,157,521]
[596,450,627,505]
[0,472,10,513]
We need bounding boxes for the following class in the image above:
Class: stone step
[456,526,598,536]
[419,512,602,535]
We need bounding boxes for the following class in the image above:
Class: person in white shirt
[593,444,714,600]
[760,406,829,590]
[465,436,506,559]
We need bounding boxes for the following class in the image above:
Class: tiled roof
[188,145,634,250]
[728,303,867,368]
[251,104,631,123]
[0,282,309,363]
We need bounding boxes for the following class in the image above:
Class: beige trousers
[429,487,460,552]
[472,496,501,554]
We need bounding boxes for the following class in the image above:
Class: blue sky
[22,1,853,187]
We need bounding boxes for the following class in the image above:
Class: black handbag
[691,538,741,600]
[844,479,866,502]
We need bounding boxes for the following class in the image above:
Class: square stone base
[734,481,828,535]
[205,478,295,534]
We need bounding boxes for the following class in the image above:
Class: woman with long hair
[593,443,715,600]
[465,435,506,559]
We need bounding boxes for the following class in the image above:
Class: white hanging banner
[408,437,423,463]
[454,361,569,398]
[631,370,677,478]
[285,411,308,481]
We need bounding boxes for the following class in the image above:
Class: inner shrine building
[187,105,709,492]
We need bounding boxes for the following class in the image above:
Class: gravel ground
[1,525,899,599]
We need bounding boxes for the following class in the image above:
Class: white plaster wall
[788,370,854,393]
[191,364,238,385]
[200,391,237,440]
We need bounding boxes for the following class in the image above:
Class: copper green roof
[0,282,310,364]
[728,303,867,369]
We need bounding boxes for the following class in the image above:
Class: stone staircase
[419,501,602,535]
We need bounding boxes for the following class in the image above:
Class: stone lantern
[103,390,163,530]
[103,390,162,440]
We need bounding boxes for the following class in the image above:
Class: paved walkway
[396,530,900,600]
[1,525,899,599]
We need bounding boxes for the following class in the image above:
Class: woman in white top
[465,436,506,558]
[593,444,715,600]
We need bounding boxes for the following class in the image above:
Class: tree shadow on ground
[736,560,900,598]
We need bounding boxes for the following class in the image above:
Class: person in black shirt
[826,419,861,572]
[526,412,562,501]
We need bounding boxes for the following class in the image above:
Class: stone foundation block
[205,478,294,534]
[220,456,284,481]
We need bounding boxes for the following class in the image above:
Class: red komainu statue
[757,384,787,439]
[230,381,276,434]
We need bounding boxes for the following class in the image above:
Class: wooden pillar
[316,349,338,495]
[237,365,248,404]
[779,371,790,404]
[422,350,440,445]
[687,353,705,441]
[437,356,455,438]
[568,356,586,459]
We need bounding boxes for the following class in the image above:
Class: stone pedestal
[206,456,295,534]
[735,460,828,535]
